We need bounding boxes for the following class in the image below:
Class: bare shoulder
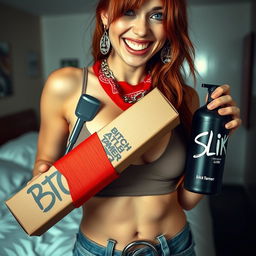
[43,67,83,99]
[183,85,200,114]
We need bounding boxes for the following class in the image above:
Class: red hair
[92,0,196,135]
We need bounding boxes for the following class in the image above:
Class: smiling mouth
[123,38,152,51]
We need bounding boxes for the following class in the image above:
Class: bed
[0,109,216,256]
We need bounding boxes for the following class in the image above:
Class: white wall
[41,13,95,79]
[40,2,252,184]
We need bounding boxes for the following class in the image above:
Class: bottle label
[196,175,215,181]
[193,130,229,159]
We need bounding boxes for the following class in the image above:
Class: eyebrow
[151,7,163,11]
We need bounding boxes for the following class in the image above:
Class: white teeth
[124,39,149,51]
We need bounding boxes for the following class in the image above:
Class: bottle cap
[202,84,219,104]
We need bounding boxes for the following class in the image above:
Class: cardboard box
[5,88,179,236]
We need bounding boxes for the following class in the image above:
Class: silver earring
[161,44,171,64]
[100,26,111,55]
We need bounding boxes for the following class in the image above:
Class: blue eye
[124,10,135,16]
[151,12,164,21]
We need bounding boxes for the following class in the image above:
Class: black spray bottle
[184,84,232,195]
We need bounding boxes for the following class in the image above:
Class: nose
[132,17,149,37]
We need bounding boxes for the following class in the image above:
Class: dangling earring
[161,43,171,64]
[100,25,111,55]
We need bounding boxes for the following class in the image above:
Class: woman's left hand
[206,84,242,133]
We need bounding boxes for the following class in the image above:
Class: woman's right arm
[33,69,76,177]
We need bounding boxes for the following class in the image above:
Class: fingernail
[225,123,231,129]
[211,92,217,98]
[218,109,225,114]
[38,166,46,173]
[207,103,215,109]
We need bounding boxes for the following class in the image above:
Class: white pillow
[0,159,32,200]
[0,132,38,170]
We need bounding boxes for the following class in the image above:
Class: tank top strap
[81,67,89,94]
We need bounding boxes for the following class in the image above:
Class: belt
[121,240,158,256]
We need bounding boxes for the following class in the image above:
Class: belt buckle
[121,240,158,256]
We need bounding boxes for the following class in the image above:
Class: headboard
[0,109,38,146]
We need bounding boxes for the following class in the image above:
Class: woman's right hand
[27,160,52,185]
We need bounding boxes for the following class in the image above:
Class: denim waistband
[75,223,194,256]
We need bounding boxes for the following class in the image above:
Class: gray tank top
[74,68,187,196]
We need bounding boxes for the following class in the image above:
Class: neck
[107,54,147,85]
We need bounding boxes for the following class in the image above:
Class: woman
[33,0,241,255]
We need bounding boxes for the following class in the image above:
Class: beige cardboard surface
[5,166,73,236]
[5,88,179,236]
[97,88,180,172]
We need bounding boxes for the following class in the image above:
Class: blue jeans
[72,223,196,256]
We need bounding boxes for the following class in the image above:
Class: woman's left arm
[177,84,242,210]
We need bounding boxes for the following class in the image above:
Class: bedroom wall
[40,2,251,185]
[244,1,256,204]
[186,2,251,185]
[41,13,94,79]
[0,3,43,118]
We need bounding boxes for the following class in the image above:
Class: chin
[120,55,152,68]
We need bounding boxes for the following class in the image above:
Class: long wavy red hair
[92,0,196,135]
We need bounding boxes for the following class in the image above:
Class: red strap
[53,133,119,208]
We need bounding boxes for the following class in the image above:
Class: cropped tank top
[74,68,187,196]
